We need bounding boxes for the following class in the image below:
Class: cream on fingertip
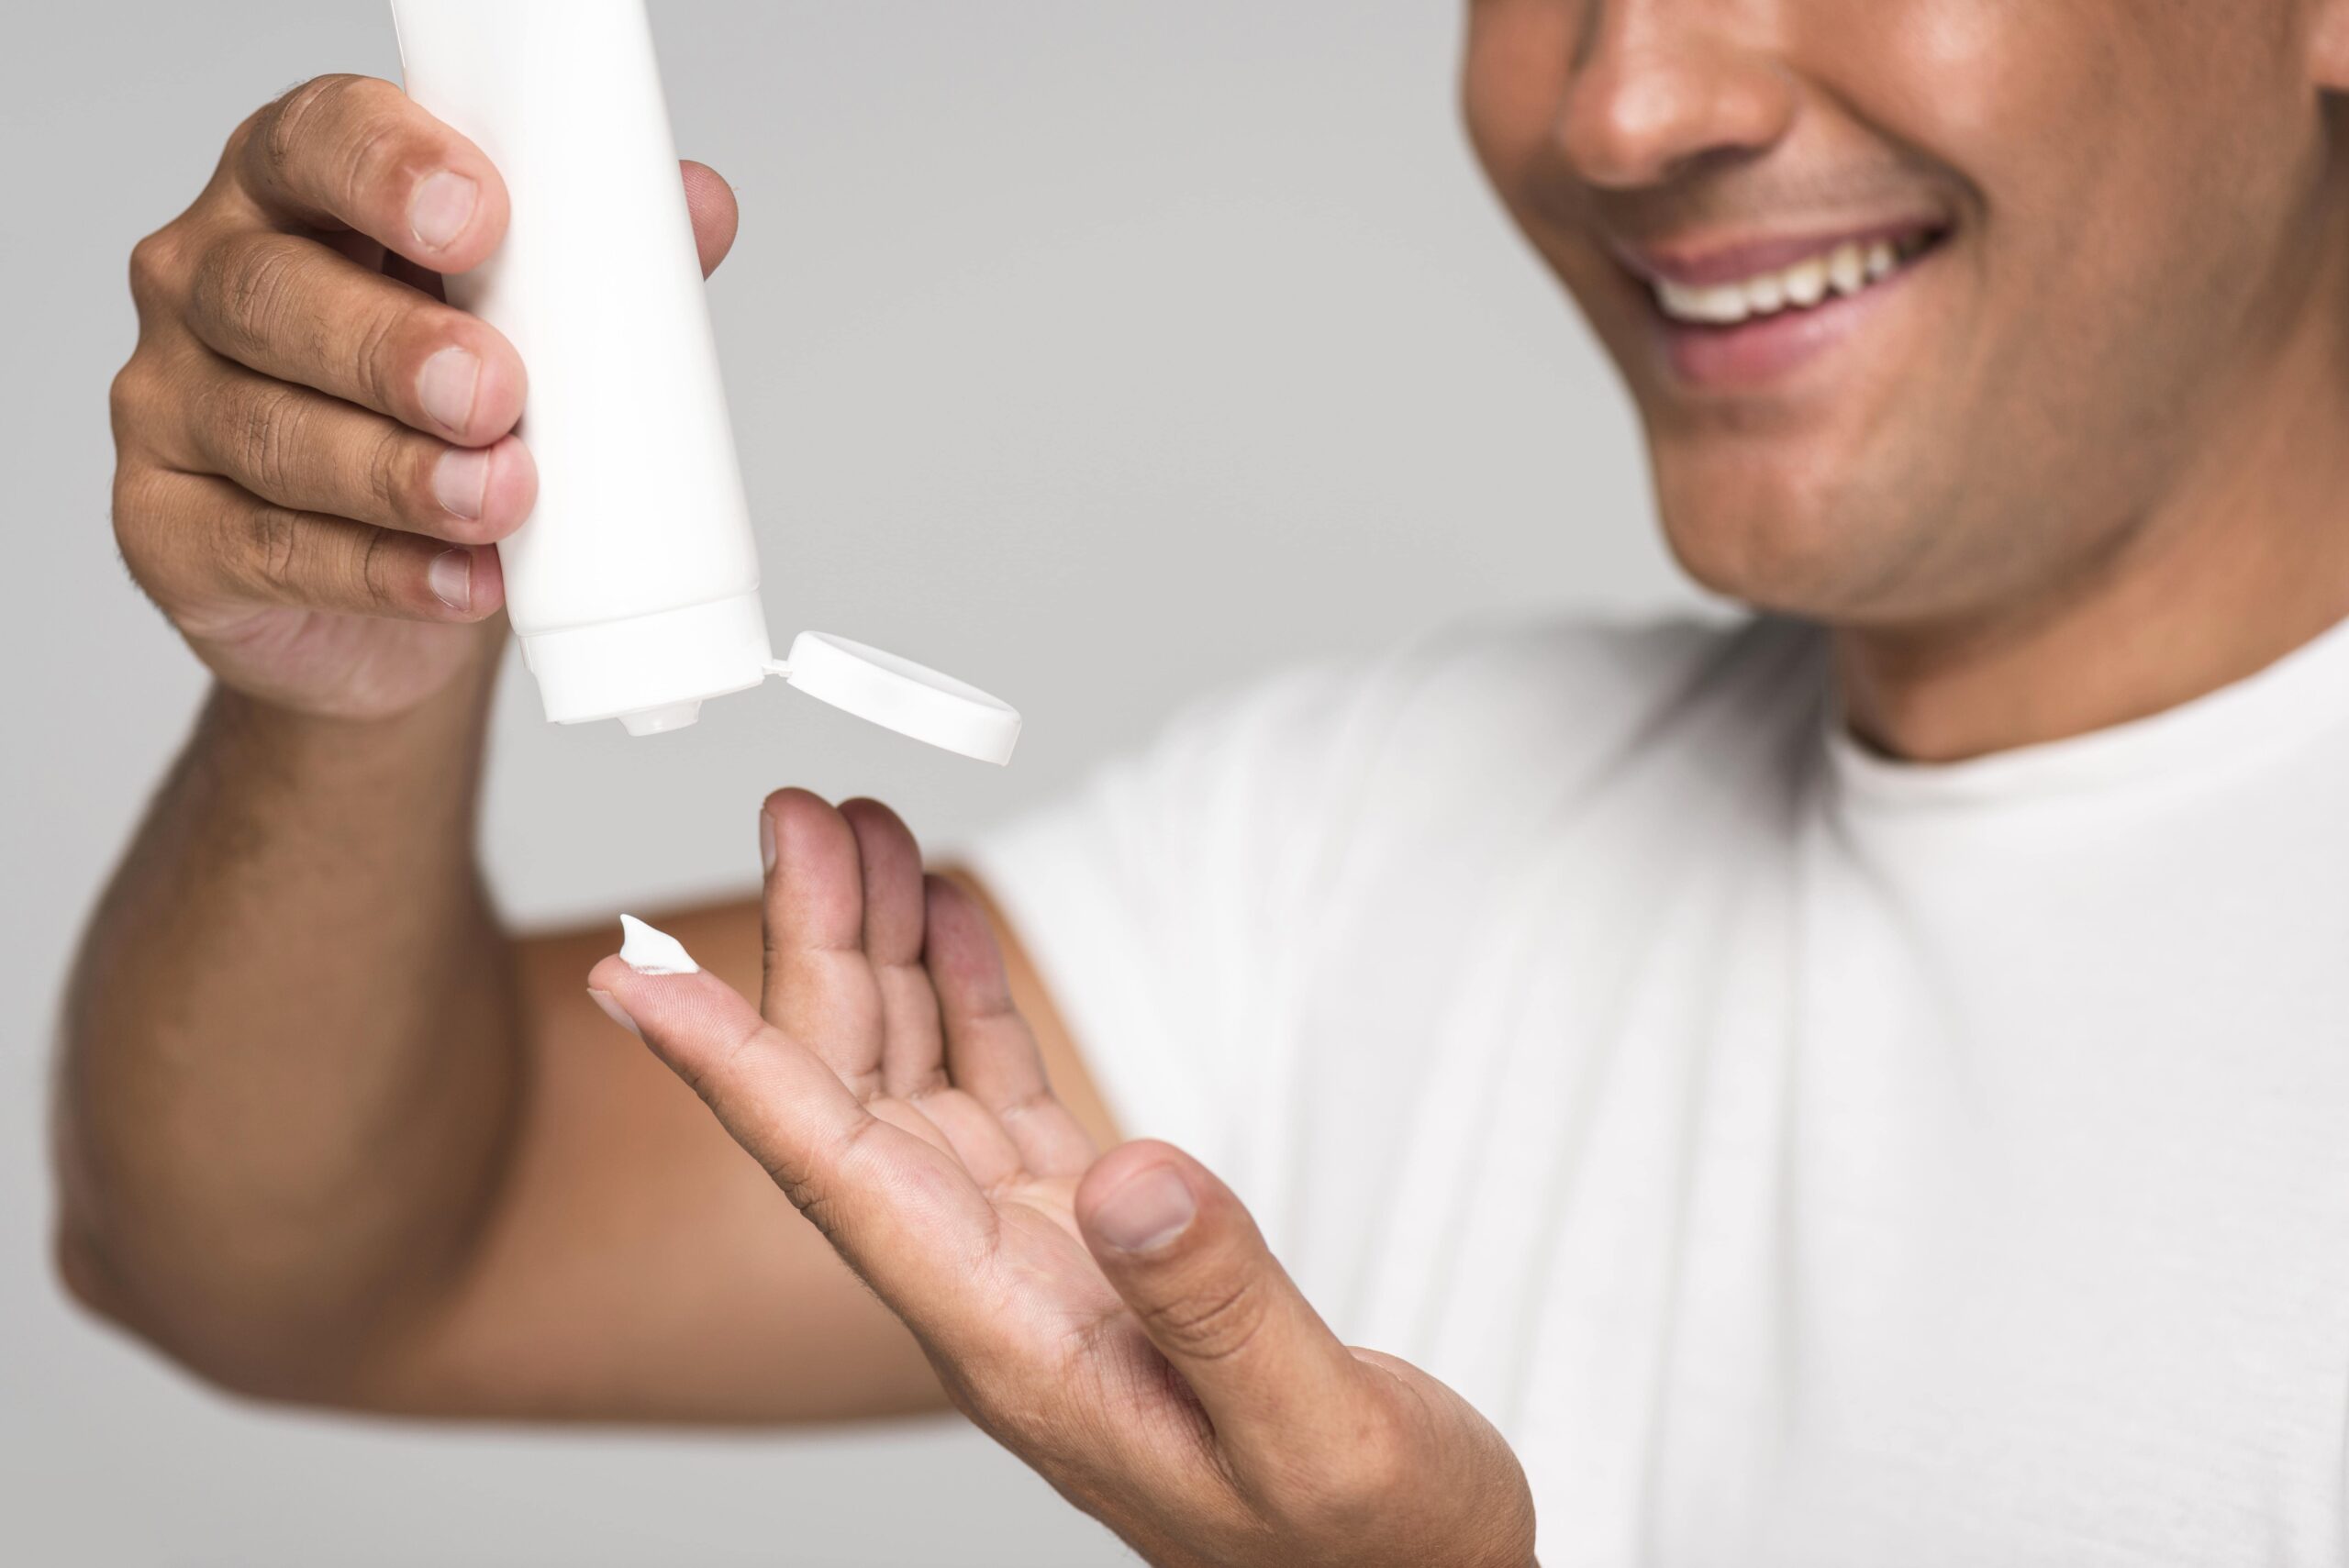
[618,914,700,974]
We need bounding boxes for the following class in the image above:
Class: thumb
[681,160,740,277]
[1076,1140,1370,1475]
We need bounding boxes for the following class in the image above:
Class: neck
[1835,246,2349,763]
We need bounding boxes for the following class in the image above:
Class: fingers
[751,794,1076,1193]
[234,75,509,274]
[680,160,740,278]
[1076,1141,1373,1481]
[167,355,535,545]
[117,469,504,625]
[589,950,1001,1315]
[926,876,1098,1178]
[756,794,1023,1189]
[758,790,886,1097]
[182,228,525,445]
[233,80,730,285]
[751,793,1091,1193]
[839,799,951,1099]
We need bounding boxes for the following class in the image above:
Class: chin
[1650,456,1864,618]
[1642,414,1972,625]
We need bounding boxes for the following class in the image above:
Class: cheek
[1839,0,2093,150]
[1879,3,2311,492]
[1829,1,2298,305]
[1459,2,1580,210]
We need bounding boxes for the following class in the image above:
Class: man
[57,2,2349,1562]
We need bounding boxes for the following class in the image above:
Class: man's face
[1464,0,2342,626]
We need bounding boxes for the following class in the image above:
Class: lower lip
[1652,250,1934,393]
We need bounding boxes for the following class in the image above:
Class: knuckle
[127,228,184,310]
[109,466,169,561]
[971,1350,1047,1429]
[193,232,302,360]
[239,382,311,497]
[225,98,269,161]
[260,74,362,180]
[787,1180,841,1240]
[268,74,417,218]
[348,301,412,414]
[336,109,410,213]
[973,1368,1085,1464]
[364,423,416,520]
[245,502,304,595]
[354,526,398,609]
[182,364,234,454]
[1140,1275,1265,1364]
[767,1111,884,1238]
[106,358,152,440]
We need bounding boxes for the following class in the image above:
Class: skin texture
[50,2,2349,1560]
[1466,0,2349,758]
[60,77,967,1418]
[590,794,1536,1568]
[108,74,529,719]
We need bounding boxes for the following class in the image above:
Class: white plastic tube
[392,0,774,736]
[390,0,1021,761]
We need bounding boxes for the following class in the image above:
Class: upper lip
[1609,217,1949,288]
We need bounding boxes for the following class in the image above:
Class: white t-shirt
[968,611,2349,1567]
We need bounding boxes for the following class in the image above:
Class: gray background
[2,2,1698,1562]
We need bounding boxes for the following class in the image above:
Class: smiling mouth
[1637,226,1949,328]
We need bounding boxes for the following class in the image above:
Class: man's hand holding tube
[588,790,1539,1568]
[107,73,740,722]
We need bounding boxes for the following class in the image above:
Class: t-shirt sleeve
[958,658,1387,1178]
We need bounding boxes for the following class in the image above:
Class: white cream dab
[618,914,700,975]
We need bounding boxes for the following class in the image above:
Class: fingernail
[428,548,473,611]
[1095,1166,1196,1252]
[417,346,481,434]
[759,810,776,875]
[586,988,641,1040]
[409,171,478,252]
[618,913,701,975]
[432,447,491,519]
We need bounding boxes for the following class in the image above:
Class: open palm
[591,790,1536,1568]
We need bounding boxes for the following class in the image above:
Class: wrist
[191,662,501,866]
[208,633,501,774]
[183,604,510,728]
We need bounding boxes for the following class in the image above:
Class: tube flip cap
[769,632,1021,765]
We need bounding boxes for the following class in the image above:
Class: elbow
[52,1220,125,1326]
[50,1218,374,1412]
[49,1220,206,1387]
[49,1105,368,1409]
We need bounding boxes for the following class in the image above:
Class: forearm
[55,648,521,1395]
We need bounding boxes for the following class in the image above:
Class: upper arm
[344,877,1111,1425]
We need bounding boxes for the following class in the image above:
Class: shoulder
[1078,608,1828,898]
[970,609,1825,882]
[1269,609,1827,796]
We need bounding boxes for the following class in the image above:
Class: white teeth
[1693,286,1751,324]
[1784,258,1828,307]
[1651,234,1930,326]
[1653,280,1753,325]
[1827,242,1865,296]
